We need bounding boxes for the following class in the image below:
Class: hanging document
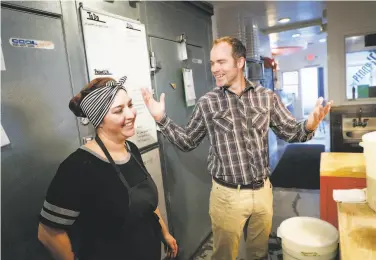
[182,68,196,107]
[80,6,158,149]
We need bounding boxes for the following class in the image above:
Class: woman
[38,76,178,260]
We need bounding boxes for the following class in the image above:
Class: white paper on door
[182,68,196,106]
[80,6,158,149]
[1,124,10,147]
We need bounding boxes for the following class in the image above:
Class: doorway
[1,6,81,259]
[300,66,322,117]
[281,70,300,119]
[276,66,330,166]
[150,36,212,259]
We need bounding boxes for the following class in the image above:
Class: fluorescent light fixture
[278,18,290,24]
[319,38,326,43]
[292,33,301,38]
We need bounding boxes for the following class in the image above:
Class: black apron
[95,135,164,260]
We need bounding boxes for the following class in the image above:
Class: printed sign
[350,50,376,87]
[9,38,54,50]
[192,58,202,64]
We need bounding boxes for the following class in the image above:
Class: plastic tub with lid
[360,131,376,212]
[277,217,339,260]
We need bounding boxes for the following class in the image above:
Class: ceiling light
[292,33,301,38]
[278,18,290,24]
[319,38,326,43]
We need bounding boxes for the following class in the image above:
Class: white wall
[276,42,328,119]
[327,1,376,106]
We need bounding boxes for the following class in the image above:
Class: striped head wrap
[80,76,127,128]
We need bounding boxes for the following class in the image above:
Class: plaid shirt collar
[219,78,256,95]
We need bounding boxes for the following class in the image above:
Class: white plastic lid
[362,131,376,143]
[277,217,339,247]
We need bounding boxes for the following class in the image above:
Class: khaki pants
[209,178,273,260]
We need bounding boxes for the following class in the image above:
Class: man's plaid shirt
[157,80,314,185]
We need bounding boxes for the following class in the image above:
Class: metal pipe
[245,17,260,60]
[260,18,322,34]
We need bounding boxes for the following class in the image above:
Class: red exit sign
[306,54,316,61]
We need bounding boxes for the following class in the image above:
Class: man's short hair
[213,36,246,62]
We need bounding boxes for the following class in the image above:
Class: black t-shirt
[39,141,161,260]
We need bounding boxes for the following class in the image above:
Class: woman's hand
[164,233,178,258]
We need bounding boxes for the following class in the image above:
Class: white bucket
[360,131,376,212]
[277,217,339,260]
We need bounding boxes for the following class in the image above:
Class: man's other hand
[306,97,333,131]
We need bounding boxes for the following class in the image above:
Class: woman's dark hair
[69,77,115,117]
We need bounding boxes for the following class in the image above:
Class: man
[141,37,332,260]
